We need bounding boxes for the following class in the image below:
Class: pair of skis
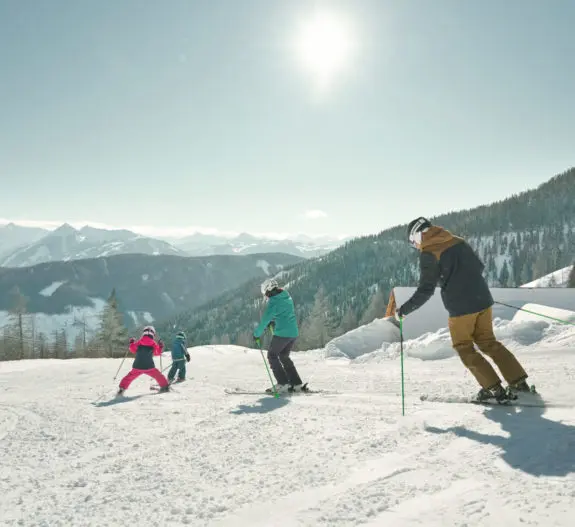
[224,383,333,396]
[420,385,548,408]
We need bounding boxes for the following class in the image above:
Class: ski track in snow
[1,346,574,526]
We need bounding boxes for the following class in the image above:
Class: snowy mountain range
[168,231,348,258]
[0,223,187,268]
[0,252,303,343]
[0,223,347,267]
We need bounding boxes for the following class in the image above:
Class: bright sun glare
[293,9,357,95]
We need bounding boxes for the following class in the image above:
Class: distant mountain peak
[235,232,259,243]
[52,223,78,236]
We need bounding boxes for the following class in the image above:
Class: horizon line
[0,218,359,241]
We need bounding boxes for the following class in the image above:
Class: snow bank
[393,286,575,340]
[521,265,573,288]
[322,294,575,364]
[324,317,400,359]
[511,302,575,325]
[353,313,575,364]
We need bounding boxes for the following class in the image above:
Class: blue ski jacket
[254,289,299,339]
[171,336,187,360]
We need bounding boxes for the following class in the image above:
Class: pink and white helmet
[142,325,156,339]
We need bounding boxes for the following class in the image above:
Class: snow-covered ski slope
[2,321,575,526]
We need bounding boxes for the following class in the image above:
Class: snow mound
[521,265,573,287]
[325,317,400,359]
[511,302,575,325]
[354,314,575,364]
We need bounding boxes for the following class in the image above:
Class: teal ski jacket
[254,290,299,339]
[171,335,187,360]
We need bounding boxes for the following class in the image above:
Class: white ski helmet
[407,217,431,247]
[142,325,156,339]
[260,278,279,296]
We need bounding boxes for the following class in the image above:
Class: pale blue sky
[1,0,574,239]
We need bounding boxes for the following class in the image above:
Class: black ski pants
[267,336,302,386]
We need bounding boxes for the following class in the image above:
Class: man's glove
[395,306,404,322]
[253,336,261,348]
[129,337,135,344]
[158,339,164,350]
[185,351,191,363]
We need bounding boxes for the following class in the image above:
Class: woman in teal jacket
[254,278,305,393]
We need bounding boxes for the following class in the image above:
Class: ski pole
[399,317,405,416]
[257,338,279,399]
[113,348,131,381]
[161,358,185,373]
[494,301,575,326]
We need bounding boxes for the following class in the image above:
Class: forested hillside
[159,168,575,349]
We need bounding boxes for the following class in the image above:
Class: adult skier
[254,278,306,393]
[117,326,170,395]
[395,217,532,403]
[167,331,190,384]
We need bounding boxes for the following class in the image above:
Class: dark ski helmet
[176,331,186,340]
[407,217,431,247]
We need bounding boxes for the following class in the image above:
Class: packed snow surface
[1,319,575,526]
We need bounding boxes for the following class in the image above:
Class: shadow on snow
[426,405,575,477]
[230,396,289,415]
[91,394,152,407]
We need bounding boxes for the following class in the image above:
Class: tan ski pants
[448,307,527,389]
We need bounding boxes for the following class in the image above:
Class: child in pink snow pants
[117,326,169,396]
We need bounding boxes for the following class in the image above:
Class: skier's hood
[420,226,463,253]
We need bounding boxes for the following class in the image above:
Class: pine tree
[55,330,68,359]
[7,287,28,360]
[300,287,334,349]
[568,263,575,288]
[236,330,253,348]
[359,289,387,325]
[98,289,129,358]
[499,261,510,287]
[37,332,47,360]
[338,306,357,335]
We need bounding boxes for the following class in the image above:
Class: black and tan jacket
[400,226,494,318]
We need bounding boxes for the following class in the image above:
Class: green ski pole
[400,317,405,416]
[494,301,575,326]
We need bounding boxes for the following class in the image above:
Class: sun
[292,9,357,95]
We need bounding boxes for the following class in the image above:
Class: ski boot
[289,383,309,393]
[116,387,126,397]
[508,376,537,396]
[174,378,186,384]
[157,385,171,394]
[474,383,515,404]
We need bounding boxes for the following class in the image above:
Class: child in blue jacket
[167,331,190,384]
[253,279,306,394]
